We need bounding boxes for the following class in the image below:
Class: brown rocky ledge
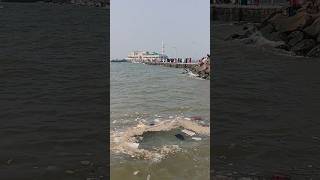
[226,0,320,57]
[189,57,211,80]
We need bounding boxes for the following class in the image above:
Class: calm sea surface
[0,3,107,179]
[110,62,210,180]
[212,22,320,179]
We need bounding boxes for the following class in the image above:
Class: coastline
[217,0,320,58]
[137,61,211,80]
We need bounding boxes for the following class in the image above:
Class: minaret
[161,41,165,62]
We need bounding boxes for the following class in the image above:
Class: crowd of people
[161,54,211,64]
[163,57,193,63]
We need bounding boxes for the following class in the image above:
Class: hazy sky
[110,0,210,60]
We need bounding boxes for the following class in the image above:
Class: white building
[127,51,168,63]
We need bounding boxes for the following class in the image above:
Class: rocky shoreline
[225,0,320,57]
[189,58,211,80]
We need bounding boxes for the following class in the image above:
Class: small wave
[186,71,205,80]
[234,31,302,57]
[110,117,210,162]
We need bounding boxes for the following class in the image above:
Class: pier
[144,62,198,69]
[212,4,283,22]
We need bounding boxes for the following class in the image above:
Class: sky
[110,0,210,60]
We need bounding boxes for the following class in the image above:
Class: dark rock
[288,30,304,40]
[279,32,289,41]
[269,11,313,33]
[304,16,320,37]
[175,134,185,141]
[269,32,283,41]
[291,39,316,53]
[242,38,255,44]
[244,30,254,37]
[307,44,320,57]
[225,33,248,41]
[276,44,291,51]
[260,23,274,36]
[287,31,304,46]
[317,34,320,42]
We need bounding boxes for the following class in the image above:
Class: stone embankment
[226,0,320,57]
[144,59,211,80]
[189,59,210,79]
[259,0,320,57]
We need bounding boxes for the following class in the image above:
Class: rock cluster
[189,57,211,79]
[258,0,320,57]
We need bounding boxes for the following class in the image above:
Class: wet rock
[307,44,320,57]
[175,134,185,141]
[278,32,289,41]
[260,23,275,35]
[287,31,304,46]
[291,39,316,53]
[276,44,290,51]
[225,33,248,41]
[269,11,313,33]
[133,170,140,175]
[304,16,320,36]
[241,38,255,44]
[268,31,283,41]
[288,30,304,40]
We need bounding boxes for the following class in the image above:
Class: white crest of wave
[111,117,210,162]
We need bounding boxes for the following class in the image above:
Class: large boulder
[304,16,320,37]
[291,39,316,54]
[260,23,275,36]
[269,11,313,33]
[287,31,305,46]
[307,44,320,57]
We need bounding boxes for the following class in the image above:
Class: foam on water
[111,117,210,163]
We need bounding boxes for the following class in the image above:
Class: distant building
[127,51,168,63]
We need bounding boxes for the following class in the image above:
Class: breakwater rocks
[189,60,210,80]
[144,62,197,69]
[226,1,320,57]
[260,0,320,57]
[144,61,211,80]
